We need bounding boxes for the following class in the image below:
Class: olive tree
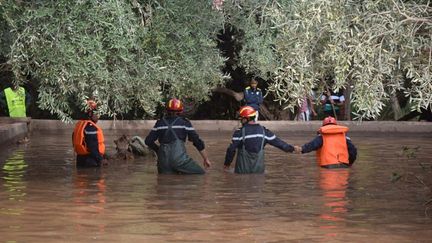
[221,0,432,120]
[2,0,226,121]
[2,0,431,121]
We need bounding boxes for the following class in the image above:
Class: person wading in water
[72,99,108,167]
[224,106,295,174]
[145,98,211,174]
[295,116,357,169]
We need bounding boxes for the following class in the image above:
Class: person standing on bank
[72,100,108,167]
[145,98,211,174]
[320,89,345,119]
[0,83,31,117]
[295,116,357,169]
[243,78,263,122]
[224,106,295,174]
[296,91,317,121]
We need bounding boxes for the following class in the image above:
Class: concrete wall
[29,119,432,133]
[1,118,430,145]
[0,118,29,145]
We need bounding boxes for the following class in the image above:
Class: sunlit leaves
[2,0,431,121]
[2,0,226,121]
[224,0,432,120]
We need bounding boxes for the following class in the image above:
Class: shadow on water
[0,130,431,242]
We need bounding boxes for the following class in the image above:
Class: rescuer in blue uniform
[224,106,295,174]
[145,98,211,174]
[243,78,263,121]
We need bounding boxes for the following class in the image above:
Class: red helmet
[167,98,184,112]
[87,99,97,111]
[322,116,337,126]
[239,106,257,118]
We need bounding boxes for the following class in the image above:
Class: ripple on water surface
[0,131,431,242]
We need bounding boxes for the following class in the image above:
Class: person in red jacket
[72,100,108,167]
[295,116,357,169]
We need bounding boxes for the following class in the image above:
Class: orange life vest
[316,124,349,167]
[72,120,105,156]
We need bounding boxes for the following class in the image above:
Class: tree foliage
[2,0,226,121]
[222,0,432,120]
[1,0,431,121]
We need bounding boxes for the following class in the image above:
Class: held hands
[294,146,302,154]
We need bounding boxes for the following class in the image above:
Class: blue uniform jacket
[301,134,357,164]
[244,87,263,111]
[145,116,205,153]
[224,123,294,166]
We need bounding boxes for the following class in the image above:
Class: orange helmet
[166,98,184,112]
[239,106,257,118]
[322,116,337,126]
[86,99,97,111]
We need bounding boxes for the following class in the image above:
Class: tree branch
[211,87,244,101]
[392,0,432,24]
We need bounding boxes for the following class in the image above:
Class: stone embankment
[1,118,431,145]
[0,117,30,145]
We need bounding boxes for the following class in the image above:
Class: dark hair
[241,115,255,124]
[87,108,98,118]
[166,110,180,117]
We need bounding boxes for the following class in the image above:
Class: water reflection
[1,149,28,216]
[318,169,350,238]
[72,169,107,233]
[0,131,431,241]
[153,174,211,210]
[148,173,268,240]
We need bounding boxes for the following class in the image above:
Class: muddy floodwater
[0,129,431,242]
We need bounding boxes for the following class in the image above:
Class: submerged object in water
[129,136,153,156]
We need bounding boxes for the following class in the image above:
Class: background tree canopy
[1,0,226,121]
[0,0,431,121]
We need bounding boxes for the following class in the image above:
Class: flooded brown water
[1,129,431,242]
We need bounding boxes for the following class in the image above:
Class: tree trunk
[398,107,432,121]
[211,87,243,101]
[211,87,274,120]
[398,110,419,121]
[390,93,402,120]
[258,104,275,120]
[344,81,352,120]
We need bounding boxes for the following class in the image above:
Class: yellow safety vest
[4,87,27,117]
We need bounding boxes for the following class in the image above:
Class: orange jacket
[316,125,349,167]
[73,120,105,156]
